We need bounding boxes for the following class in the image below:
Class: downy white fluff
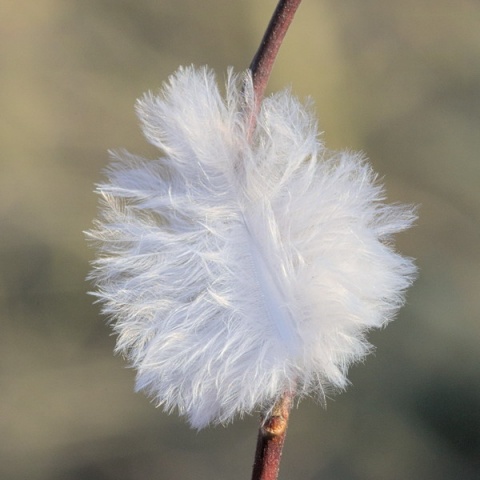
[88,66,416,429]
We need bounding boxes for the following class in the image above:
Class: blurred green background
[1,0,480,479]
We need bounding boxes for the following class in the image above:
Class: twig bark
[250,392,293,480]
[247,1,302,479]
[249,0,303,108]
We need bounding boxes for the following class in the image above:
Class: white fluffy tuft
[87,66,416,429]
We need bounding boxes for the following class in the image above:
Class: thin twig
[247,1,302,478]
[251,392,293,480]
[249,0,303,108]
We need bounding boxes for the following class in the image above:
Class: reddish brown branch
[248,2,301,479]
[249,0,303,108]
[250,392,293,480]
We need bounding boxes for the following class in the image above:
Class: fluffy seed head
[87,66,416,428]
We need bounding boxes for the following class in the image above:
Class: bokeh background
[2,0,480,479]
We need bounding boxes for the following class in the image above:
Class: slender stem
[251,392,293,480]
[249,0,303,108]
[248,2,301,478]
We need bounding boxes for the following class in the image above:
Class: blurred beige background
[1,0,480,479]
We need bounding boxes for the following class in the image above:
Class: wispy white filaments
[88,66,416,428]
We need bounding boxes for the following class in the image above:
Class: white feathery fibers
[88,66,416,429]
